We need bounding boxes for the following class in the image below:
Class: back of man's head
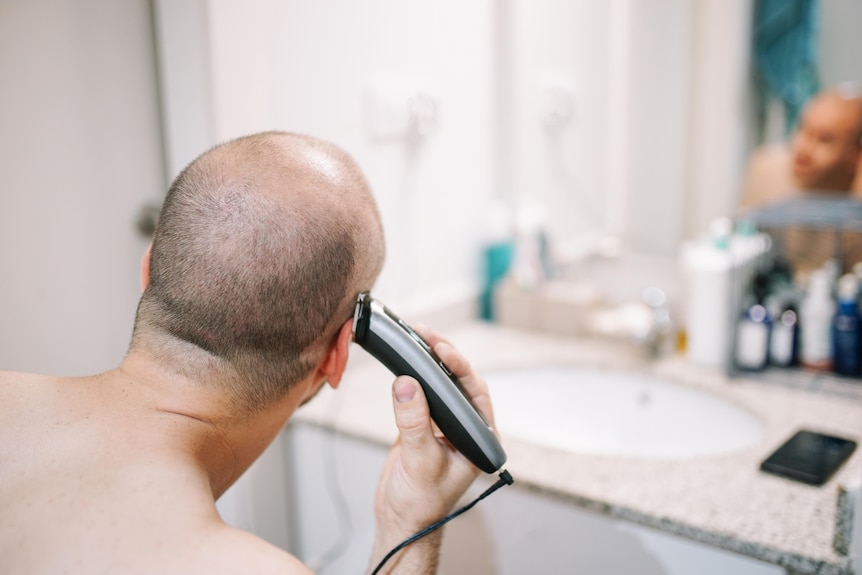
[131,131,384,411]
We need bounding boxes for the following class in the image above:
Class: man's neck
[794,163,857,193]
[114,350,306,499]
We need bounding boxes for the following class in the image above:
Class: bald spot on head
[131,132,384,411]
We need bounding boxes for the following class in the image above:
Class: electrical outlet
[364,77,438,142]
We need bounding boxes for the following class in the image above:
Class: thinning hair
[131,132,383,411]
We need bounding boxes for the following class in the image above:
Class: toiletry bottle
[822,259,840,294]
[734,301,771,370]
[734,272,771,371]
[683,218,733,368]
[481,242,514,321]
[480,200,515,321]
[799,270,835,372]
[769,303,798,368]
[832,273,861,376]
[766,256,794,297]
[732,218,772,274]
[764,258,800,368]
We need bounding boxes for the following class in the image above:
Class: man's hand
[369,327,496,574]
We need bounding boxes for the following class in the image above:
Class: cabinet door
[287,422,784,575]
[285,423,384,573]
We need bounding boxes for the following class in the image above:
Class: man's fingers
[429,339,496,430]
[409,324,497,437]
[413,324,450,350]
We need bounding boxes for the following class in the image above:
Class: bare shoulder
[0,369,65,395]
[741,144,794,209]
[197,525,315,575]
[0,369,50,386]
[0,370,78,430]
[0,370,54,419]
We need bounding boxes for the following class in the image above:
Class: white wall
[274,0,497,310]
[505,0,613,257]
[685,0,754,238]
[151,0,215,183]
[506,0,744,259]
[156,0,497,315]
[155,0,760,291]
[819,0,862,88]
[617,0,693,257]
[0,0,164,376]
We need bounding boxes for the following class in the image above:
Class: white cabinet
[285,422,784,575]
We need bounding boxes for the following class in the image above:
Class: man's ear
[140,243,152,291]
[319,319,354,389]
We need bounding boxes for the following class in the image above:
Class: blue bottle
[832,274,861,377]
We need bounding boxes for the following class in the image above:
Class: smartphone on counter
[759,429,857,486]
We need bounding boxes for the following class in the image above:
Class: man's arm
[368,328,496,574]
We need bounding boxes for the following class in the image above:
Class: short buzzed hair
[131,132,383,411]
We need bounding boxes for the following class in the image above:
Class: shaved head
[131,132,384,410]
[791,88,862,191]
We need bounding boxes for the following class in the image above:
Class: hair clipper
[352,293,507,474]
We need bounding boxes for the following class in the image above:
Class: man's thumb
[392,377,432,447]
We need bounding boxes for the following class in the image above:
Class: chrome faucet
[630,286,672,359]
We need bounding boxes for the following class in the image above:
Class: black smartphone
[352,292,507,474]
[759,429,857,486]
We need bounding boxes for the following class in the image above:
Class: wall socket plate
[364,76,439,142]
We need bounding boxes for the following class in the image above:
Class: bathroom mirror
[148,0,861,308]
[501,0,862,262]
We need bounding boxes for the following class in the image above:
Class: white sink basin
[486,366,764,458]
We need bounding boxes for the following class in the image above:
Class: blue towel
[753,0,820,135]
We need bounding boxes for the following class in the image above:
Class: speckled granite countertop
[294,322,862,575]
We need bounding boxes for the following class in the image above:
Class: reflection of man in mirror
[740,85,862,275]
[742,85,862,207]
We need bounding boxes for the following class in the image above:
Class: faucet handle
[640,287,673,357]
[642,286,667,310]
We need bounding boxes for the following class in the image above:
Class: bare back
[0,371,309,575]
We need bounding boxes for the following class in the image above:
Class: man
[742,86,862,207]
[0,132,495,574]
[740,87,862,274]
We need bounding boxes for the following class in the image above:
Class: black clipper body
[353,293,507,474]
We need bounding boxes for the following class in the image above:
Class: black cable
[370,470,514,575]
